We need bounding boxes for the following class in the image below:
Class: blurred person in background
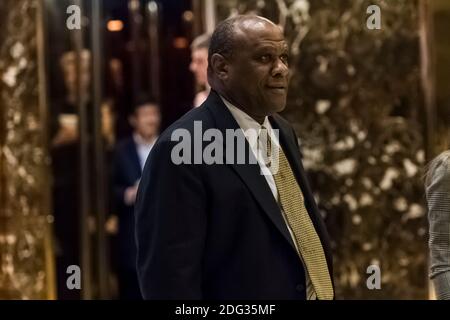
[426,150,450,300]
[50,49,91,300]
[112,97,161,300]
[51,49,117,299]
[189,33,211,108]
[52,50,91,147]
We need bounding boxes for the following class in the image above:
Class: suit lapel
[127,138,143,178]
[205,91,298,253]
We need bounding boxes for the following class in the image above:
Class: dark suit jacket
[113,136,142,270]
[135,90,334,300]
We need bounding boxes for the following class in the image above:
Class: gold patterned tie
[259,126,334,300]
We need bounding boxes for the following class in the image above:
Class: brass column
[0,0,55,299]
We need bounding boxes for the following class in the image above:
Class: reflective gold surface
[0,0,55,299]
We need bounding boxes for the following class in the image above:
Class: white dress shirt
[220,97,279,200]
[220,95,317,300]
[133,133,157,171]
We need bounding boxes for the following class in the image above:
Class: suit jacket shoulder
[156,104,215,144]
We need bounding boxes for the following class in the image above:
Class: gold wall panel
[0,0,55,299]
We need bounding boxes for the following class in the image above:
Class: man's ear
[210,53,229,81]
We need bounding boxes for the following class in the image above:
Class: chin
[272,101,287,113]
[266,96,287,112]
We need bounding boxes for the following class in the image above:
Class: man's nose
[271,58,289,78]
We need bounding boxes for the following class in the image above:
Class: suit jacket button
[296,284,305,292]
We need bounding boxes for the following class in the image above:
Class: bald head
[207,15,282,73]
[236,15,281,33]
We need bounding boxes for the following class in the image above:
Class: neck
[218,90,266,125]
[135,133,156,144]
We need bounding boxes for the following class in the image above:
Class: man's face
[133,105,161,139]
[190,48,209,86]
[61,51,91,97]
[223,20,290,119]
[63,62,91,96]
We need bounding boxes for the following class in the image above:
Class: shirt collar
[133,133,157,147]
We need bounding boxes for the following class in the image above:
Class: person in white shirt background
[111,97,160,299]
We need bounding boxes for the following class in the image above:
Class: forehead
[136,104,159,114]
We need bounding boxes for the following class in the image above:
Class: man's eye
[259,55,271,63]
[280,55,289,64]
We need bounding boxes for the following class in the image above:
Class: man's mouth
[266,85,286,93]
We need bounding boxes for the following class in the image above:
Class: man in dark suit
[112,98,160,299]
[135,15,334,300]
